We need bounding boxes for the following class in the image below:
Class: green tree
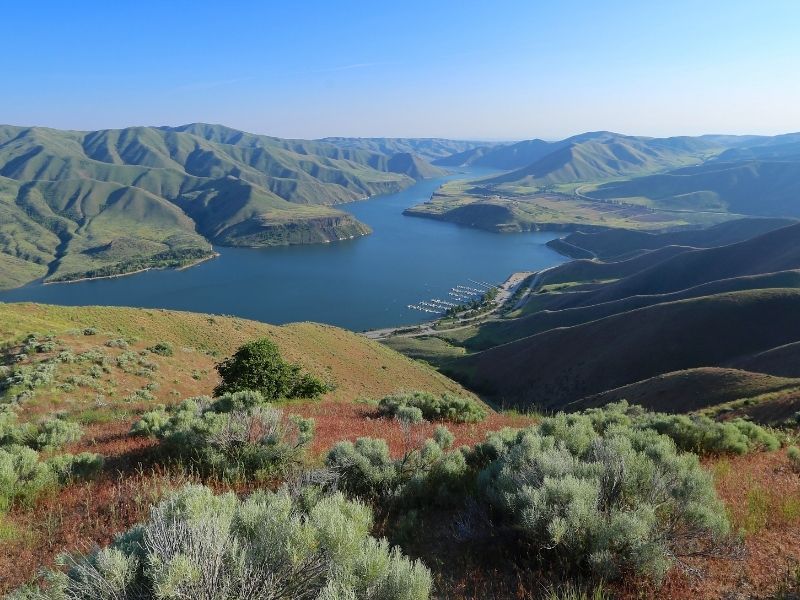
[214,338,328,399]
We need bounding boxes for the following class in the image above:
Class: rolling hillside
[563,222,800,307]
[408,132,800,236]
[0,124,458,288]
[383,218,800,419]
[546,217,796,259]
[448,289,800,410]
[588,160,800,216]
[570,367,800,416]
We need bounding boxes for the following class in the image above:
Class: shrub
[478,412,730,581]
[11,484,432,600]
[147,342,173,356]
[395,405,425,424]
[326,425,469,507]
[585,401,779,455]
[82,328,98,336]
[132,391,314,480]
[33,417,83,451]
[214,338,330,400]
[0,446,101,513]
[788,446,800,472]
[378,391,487,424]
[104,338,128,349]
[0,361,58,402]
[0,411,82,451]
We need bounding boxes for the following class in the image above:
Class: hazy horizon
[5,0,800,139]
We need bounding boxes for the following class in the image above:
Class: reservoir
[0,170,566,331]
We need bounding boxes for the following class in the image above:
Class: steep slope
[0,303,470,402]
[386,152,446,179]
[432,146,496,167]
[448,290,800,410]
[469,138,563,170]
[730,341,800,378]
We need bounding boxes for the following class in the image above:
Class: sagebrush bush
[132,390,314,480]
[0,445,101,512]
[0,410,83,451]
[788,445,800,472]
[214,338,330,400]
[478,411,730,581]
[0,360,58,402]
[10,484,432,600]
[327,425,470,507]
[585,401,779,455]
[147,342,173,356]
[32,417,83,451]
[378,391,487,423]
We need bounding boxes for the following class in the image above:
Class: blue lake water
[0,170,566,331]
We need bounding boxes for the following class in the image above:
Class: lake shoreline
[42,252,221,286]
[0,169,567,331]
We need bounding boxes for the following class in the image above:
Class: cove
[0,169,567,331]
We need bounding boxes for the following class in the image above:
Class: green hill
[588,160,800,216]
[454,270,800,351]
[469,138,562,169]
[567,222,800,306]
[569,367,800,414]
[386,152,446,179]
[448,289,800,410]
[485,133,722,187]
[0,124,459,288]
[546,217,795,260]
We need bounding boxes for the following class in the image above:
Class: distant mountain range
[407,130,800,233]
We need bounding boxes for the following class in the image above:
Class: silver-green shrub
[10,484,432,600]
[326,425,470,507]
[585,401,780,455]
[378,391,487,423]
[478,412,730,581]
[0,410,83,451]
[0,445,101,512]
[132,391,314,480]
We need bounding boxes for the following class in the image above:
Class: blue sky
[3,0,799,139]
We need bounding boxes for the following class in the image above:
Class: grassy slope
[547,217,796,260]
[485,133,723,187]
[0,124,435,287]
[588,160,800,217]
[404,185,730,233]
[569,367,800,414]
[565,222,800,307]
[446,289,800,410]
[455,270,800,350]
[730,341,800,378]
[0,303,468,407]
